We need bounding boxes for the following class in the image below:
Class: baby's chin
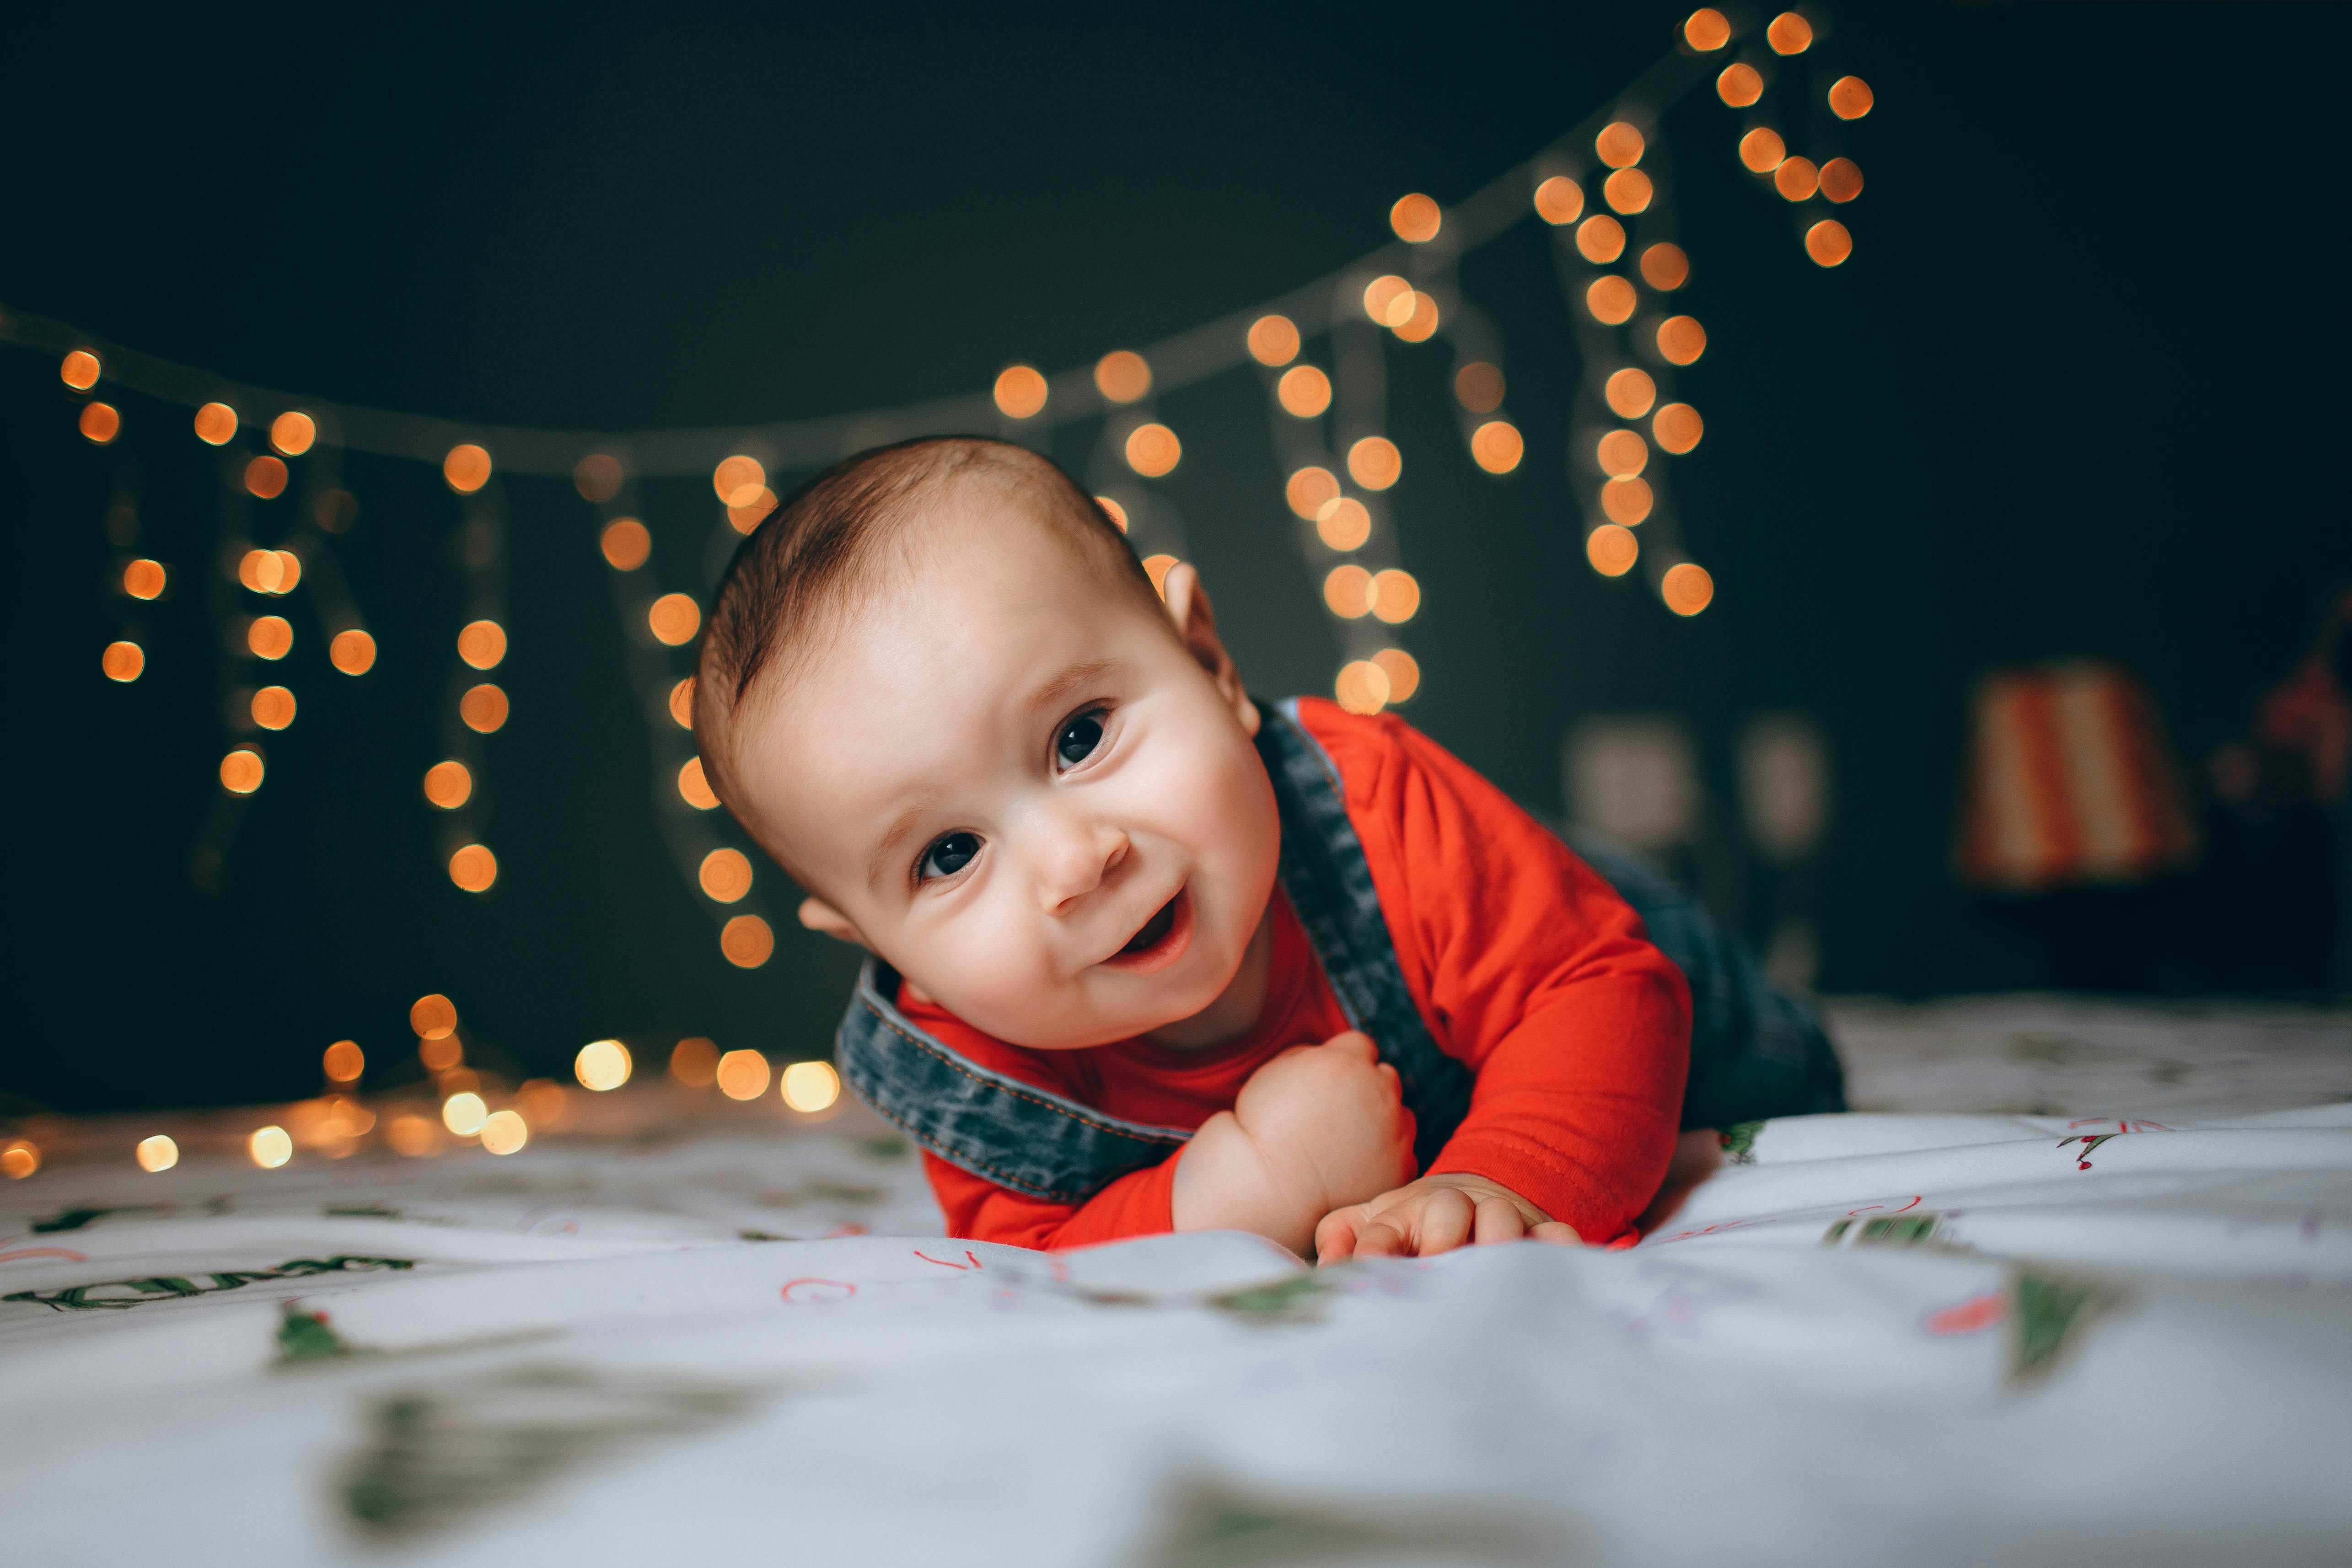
[934,955,1243,1052]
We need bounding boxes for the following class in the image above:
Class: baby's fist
[1232,1031,1418,1214]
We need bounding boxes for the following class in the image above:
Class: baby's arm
[1170,1031,1417,1257]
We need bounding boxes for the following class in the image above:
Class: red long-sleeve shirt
[902,698,1692,1249]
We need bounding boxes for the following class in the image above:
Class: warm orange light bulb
[1683,8,1730,50]
[1533,176,1585,226]
[678,757,720,810]
[79,403,121,444]
[250,685,297,730]
[600,517,652,570]
[1819,157,1864,204]
[1323,564,1375,619]
[1390,192,1442,242]
[1597,430,1650,478]
[193,403,239,445]
[712,455,766,504]
[1718,63,1763,108]
[1595,122,1646,169]
[60,350,101,390]
[1370,569,1420,624]
[1604,368,1658,419]
[1805,220,1854,267]
[1586,277,1638,325]
[248,615,294,660]
[1775,156,1820,202]
[1286,467,1341,519]
[1315,497,1373,551]
[993,365,1048,419]
[1657,315,1708,366]
[1654,403,1705,455]
[574,452,624,501]
[245,456,289,499]
[1454,362,1505,413]
[1247,314,1300,366]
[424,760,473,809]
[1640,243,1691,291]
[1125,423,1181,478]
[1603,169,1654,215]
[1601,476,1655,526]
[700,848,753,903]
[457,620,507,670]
[648,593,701,646]
[1576,215,1627,265]
[460,683,509,733]
[1470,421,1524,475]
[1370,648,1420,703]
[102,640,145,682]
[330,628,377,675]
[1663,562,1716,615]
[1277,365,1332,418]
[270,411,317,456]
[1334,660,1391,716]
[449,844,499,892]
[1587,524,1639,576]
[721,914,774,968]
[220,748,266,794]
[1347,437,1402,492]
[1739,127,1787,173]
[1095,350,1152,404]
[443,444,492,493]
[1767,12,1813,54]
[1095,495,1128,533]
[1828,76,1874,120]
[124,558,166,600]
[669,677,695,729]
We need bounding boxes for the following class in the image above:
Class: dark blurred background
[6,2,2347,1115]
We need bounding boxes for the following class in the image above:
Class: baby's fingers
[1530,1221,1581,1246]
[1312,1206,1366,1267]
[1472,1197,1528,1246]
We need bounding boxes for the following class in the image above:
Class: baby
[693,437,1842,1260]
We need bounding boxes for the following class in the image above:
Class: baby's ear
[1160,562,1261,737]
[797,897,873,952]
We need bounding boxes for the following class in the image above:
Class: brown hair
[692,436,1153,837]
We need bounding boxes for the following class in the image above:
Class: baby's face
[730,494,1280,1051]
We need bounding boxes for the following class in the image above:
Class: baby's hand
[1312,1172,1579,1265]
[1171,1031,1416,1257]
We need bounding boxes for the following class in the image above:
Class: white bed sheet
[3,995,2347,1566]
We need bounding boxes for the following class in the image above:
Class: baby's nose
[1034,818,1131,913]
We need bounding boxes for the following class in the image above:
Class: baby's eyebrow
[865,798,937,891]
[1027,657,1127,715]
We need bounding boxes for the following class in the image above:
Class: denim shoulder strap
[1258,700,1474,1170]
[834,959,1191,1203]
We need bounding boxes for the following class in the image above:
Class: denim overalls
[833,699,1845,1204]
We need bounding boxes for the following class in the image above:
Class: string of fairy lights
[1,8,1875,1176]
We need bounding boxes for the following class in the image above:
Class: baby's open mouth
[1120,896,1179,956]
[1103,886,1192,972]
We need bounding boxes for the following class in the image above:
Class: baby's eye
[1056,710,1106,769]
[918,832,981,881]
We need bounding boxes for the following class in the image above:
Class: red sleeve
[924,1147,1179,1250]
[1296,699,1691,1244]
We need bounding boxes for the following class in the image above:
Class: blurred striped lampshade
[1957,660,2200,892]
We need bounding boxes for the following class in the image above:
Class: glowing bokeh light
[136,1134,178,1173]
[1767,11,1813,54]
[0,1140,38,1179]
[61,350,101,390]
[1455,362,1505,413]
[461,683,509,732]
[716,1049,772,1101]
[1576,215,1627,264]
[671,1036,720,1087]
[1604,367,1658,419]
[1654,403,1705,454]
[1393,293,1441,343]
[1586,276,1637,325]
[1587,524,1639,576]
[1664,562,1716,615]
[601,517,652,570]
[1143,555,1178,597]
[1533,176,1585,226]
[1718,63,1763,108]
[1657,315,1708,365]
[1390,192,1442,242]
[993,365,1048,419]
[1601,476,1655,525]
[103,641,145,682]
[1684,8,1730,50]
[385,1116,440,1157]
[314,489,358,532]
[1774,156,1820,202]
[709,457,763,506]
[449,844,499,892]
[1095,495,1128,532]
[1348,436,1402,491]
[457,620,507,670]
[479,1110,528,1156]
[1334,660,1391,716]
[324,1040,365,1082]
[782,1060,842,1113]
[1597,430,1650,478]
[700,848,753,902]
[1806,220,1854,267]
[1470,421,1525,475]
[1316,497,1373,551]
[1739,128,1787,173]
[1370,569,1420,624]
[79,403,121,444]
[678,757,720,810]
[246,456,290,499]
[239,548,285,594]
[194,403,239,445]
[1828,76,1874,120]
[720,914,775,967]
[669,677,695,729]
[1324,564,1375,619]
[1603,169,1654,215]
[575,453,623,501]
[1277,365,1332,418]
[442,1092,488,1137]
[1095,350,1152,403]
[250,1125,293,1168]
[443,444,492,493]
[1640,243,1691,291]
[648,592,702,646]
[330,628,377,675]
[424,760,473,809]
[1819,157,1864,203]
[1126,423,1182,478]
[412,994,459,1039]
[1246,314,1300,366]
[1362,275,1413,328]
[1371,648,1420,703]
[1595,122,1646,169]
[274,550,301,591]
[270,411,317,456]
[251,685,297,730]
[124,558,166,600]
[1286,466,1341,519]
[576,1038,633,1091]
[220,748,265,794]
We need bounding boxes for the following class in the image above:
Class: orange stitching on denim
[857,999,1187,1148]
